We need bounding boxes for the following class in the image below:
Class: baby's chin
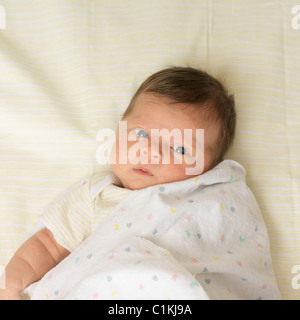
[120,178,157,190]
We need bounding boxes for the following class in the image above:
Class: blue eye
[174,146,187,155]
[135,129,149,139]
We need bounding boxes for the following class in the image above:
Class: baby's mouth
[133,167,153,176]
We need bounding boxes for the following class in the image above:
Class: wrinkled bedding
[1,0,299,299]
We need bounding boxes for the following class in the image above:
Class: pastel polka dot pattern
[24,160,280,300]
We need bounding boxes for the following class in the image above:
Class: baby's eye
[134,128,149,139]
[173,145,187,155]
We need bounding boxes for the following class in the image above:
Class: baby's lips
[133,167,153,176]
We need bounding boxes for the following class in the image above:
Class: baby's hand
[0,288,21,300]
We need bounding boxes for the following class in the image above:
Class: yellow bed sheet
[0,0,299,300]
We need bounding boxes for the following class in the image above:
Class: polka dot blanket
[24,160,281,300]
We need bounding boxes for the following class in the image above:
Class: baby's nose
[140,141,162,164]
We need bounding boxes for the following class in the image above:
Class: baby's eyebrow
[126,120,146,130]
[126,117,204,148]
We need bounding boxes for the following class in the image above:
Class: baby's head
[111,67,236,190]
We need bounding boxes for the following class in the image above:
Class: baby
[0,67,280,300]
[110,66,235,189]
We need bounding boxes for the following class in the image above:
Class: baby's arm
[0,228,69,300]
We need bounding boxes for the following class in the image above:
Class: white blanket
[24,160,281,300]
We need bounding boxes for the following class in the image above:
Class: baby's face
[110,92,220,190]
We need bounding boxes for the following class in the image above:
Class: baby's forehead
[126,92,220,136]
[162,97,221,129]
[136,92,216,117]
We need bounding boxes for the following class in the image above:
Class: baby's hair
[123,67,236,167]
